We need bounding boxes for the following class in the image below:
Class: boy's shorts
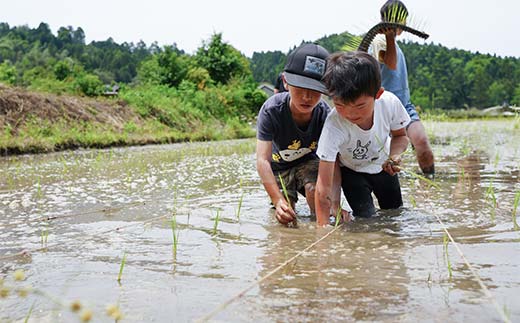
[274,158,319,203]
[405,103,420,125]
[340,167,403,218]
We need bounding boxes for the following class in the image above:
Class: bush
[0,61,17,85]
[73,73,103,96]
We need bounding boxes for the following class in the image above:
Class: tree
[464,57,492,108]
[195,33,251,84]
[512,84,520,106]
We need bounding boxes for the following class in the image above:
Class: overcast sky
[2,0,518,58]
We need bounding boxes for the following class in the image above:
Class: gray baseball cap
[283,43,330,94]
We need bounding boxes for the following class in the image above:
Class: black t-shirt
[257,92,330,171]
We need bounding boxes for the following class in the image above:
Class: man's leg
[404,103,435,175]
[407,121,435,175]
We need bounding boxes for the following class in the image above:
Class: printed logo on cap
[303,56,326,77]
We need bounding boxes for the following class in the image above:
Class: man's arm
[256,139,296,224]
[383,31,397,70]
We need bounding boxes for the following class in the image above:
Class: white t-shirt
[317,91,410,174]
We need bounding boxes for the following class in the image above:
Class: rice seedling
[443,233,453,280]
[333,202,346,228]
[278,174,297,227]
[372,134,439,189]
[36,177,43,200]
[40,225,49,246]
[236,179,244,220]
[409,194,417,208]
[512,191,520,231]
[117,252,127,283]
[60,155,68,174]
[171,215,179,256]
[24,301,35,323]
[485,178,497,220]
[212,209,221,236]
[401,169,440,189]
[503,304,511,322]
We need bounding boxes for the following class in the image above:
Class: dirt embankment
[0,84,140,135]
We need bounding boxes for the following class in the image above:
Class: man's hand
[379,27,397,38]
[382,154,402,176]
[274,198,297,225]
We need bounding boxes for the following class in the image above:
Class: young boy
[372,0,435,176]
[256,43,332,225]
[315,51,410,226]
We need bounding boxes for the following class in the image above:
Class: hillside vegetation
[0,23,265,154]
[1,22,520,155]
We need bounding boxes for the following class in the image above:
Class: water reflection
[250,211,411,321]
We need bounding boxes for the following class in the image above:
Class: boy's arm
[256,139,296,224]
[382,127,409,175]
[315,160,337,226]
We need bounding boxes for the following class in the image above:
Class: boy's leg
[405,103,435,175]
[370,171,403,210]
[294,158,320,214]
[340,167,376,218]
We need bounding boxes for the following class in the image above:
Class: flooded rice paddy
[1,119,519,322]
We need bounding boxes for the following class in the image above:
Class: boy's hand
[274,199,297,225]
[382,155,402,176]
[330,208,352,225]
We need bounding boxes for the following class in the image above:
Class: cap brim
[284,72,328,94]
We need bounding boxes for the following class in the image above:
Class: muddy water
[1,119,519,322]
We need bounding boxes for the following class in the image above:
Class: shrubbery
[1,29,268,153]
